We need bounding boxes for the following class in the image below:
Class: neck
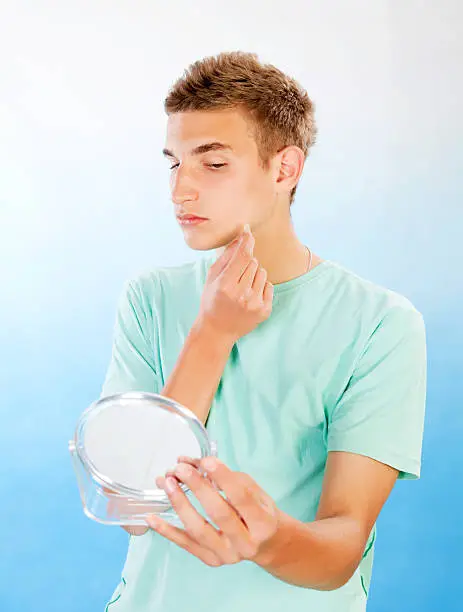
[214,216,319,286]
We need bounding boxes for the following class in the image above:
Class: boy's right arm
[121,226,274,535]
[122,321,235,536]
[156,225,273,426]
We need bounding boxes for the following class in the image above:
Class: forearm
[255,512,366,591]
[122,320,232,536]
[161,318,235,425]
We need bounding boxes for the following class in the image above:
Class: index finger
[199,458,269,528]
[208,235,242,277]
[221,232,255,280]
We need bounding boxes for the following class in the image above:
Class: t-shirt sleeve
[327,305,427,480]
[99,278,161,398]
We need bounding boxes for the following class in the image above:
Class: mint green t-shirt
[100,255,427,612]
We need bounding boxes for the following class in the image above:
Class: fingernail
[165,477,177,493]
[202,456,217,472]
[244,223,250,234]
[146,515,159,529]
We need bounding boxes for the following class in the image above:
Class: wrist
[192,316,237,351]
[252,510,293,569]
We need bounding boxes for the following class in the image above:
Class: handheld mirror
[69,392,217,527]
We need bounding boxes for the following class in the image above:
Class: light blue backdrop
[1,2,461,611]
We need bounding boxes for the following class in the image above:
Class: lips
[177,214,208,221]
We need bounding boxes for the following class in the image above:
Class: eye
[168,162,226,171]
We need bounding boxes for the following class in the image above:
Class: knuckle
[218,283,232,298]
[234,473,259,496]
[253,296,262,314]
[224,552,241,565]
[259,297,271,311]
[260,305,270,317]
[241,288,254,304]
[242,541,259,560]
[209,506,233,526]
[234,488,255,508]
[203,555,223,567]
[247,300,261,313]
[237,248,250,262]
[247,300,260,313]
[221,539,242,564]
[185,520,208,540]
[152,520,167,535]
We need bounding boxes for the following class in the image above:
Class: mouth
[177,215,209,226]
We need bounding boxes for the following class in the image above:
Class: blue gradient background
[1,2,461,611]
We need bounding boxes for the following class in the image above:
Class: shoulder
[323,259,424,322]
[318,261,426,360]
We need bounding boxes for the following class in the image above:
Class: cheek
[207,170,249,207]
[205,167,270,220]
[243,164,274,196]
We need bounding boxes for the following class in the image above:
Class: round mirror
[70,392,216,525]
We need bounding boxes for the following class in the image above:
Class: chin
[182,227,237,252]
[182,235,218,252]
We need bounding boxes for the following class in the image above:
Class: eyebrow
[162,141,233,159]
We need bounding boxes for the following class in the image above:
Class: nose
[171,165,199,205]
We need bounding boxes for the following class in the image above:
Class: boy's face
[163,108,279,251]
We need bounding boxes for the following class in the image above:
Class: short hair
[164,51,317,205]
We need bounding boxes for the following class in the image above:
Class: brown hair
[164,51,317,205]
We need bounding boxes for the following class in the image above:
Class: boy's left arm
[259,305,427,589]
[147,304,426,589]
[255,450,398,590]
[147,451,397,590]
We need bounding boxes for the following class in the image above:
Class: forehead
[165,108,257,156]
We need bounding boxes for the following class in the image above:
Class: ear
[274,145,305,196]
